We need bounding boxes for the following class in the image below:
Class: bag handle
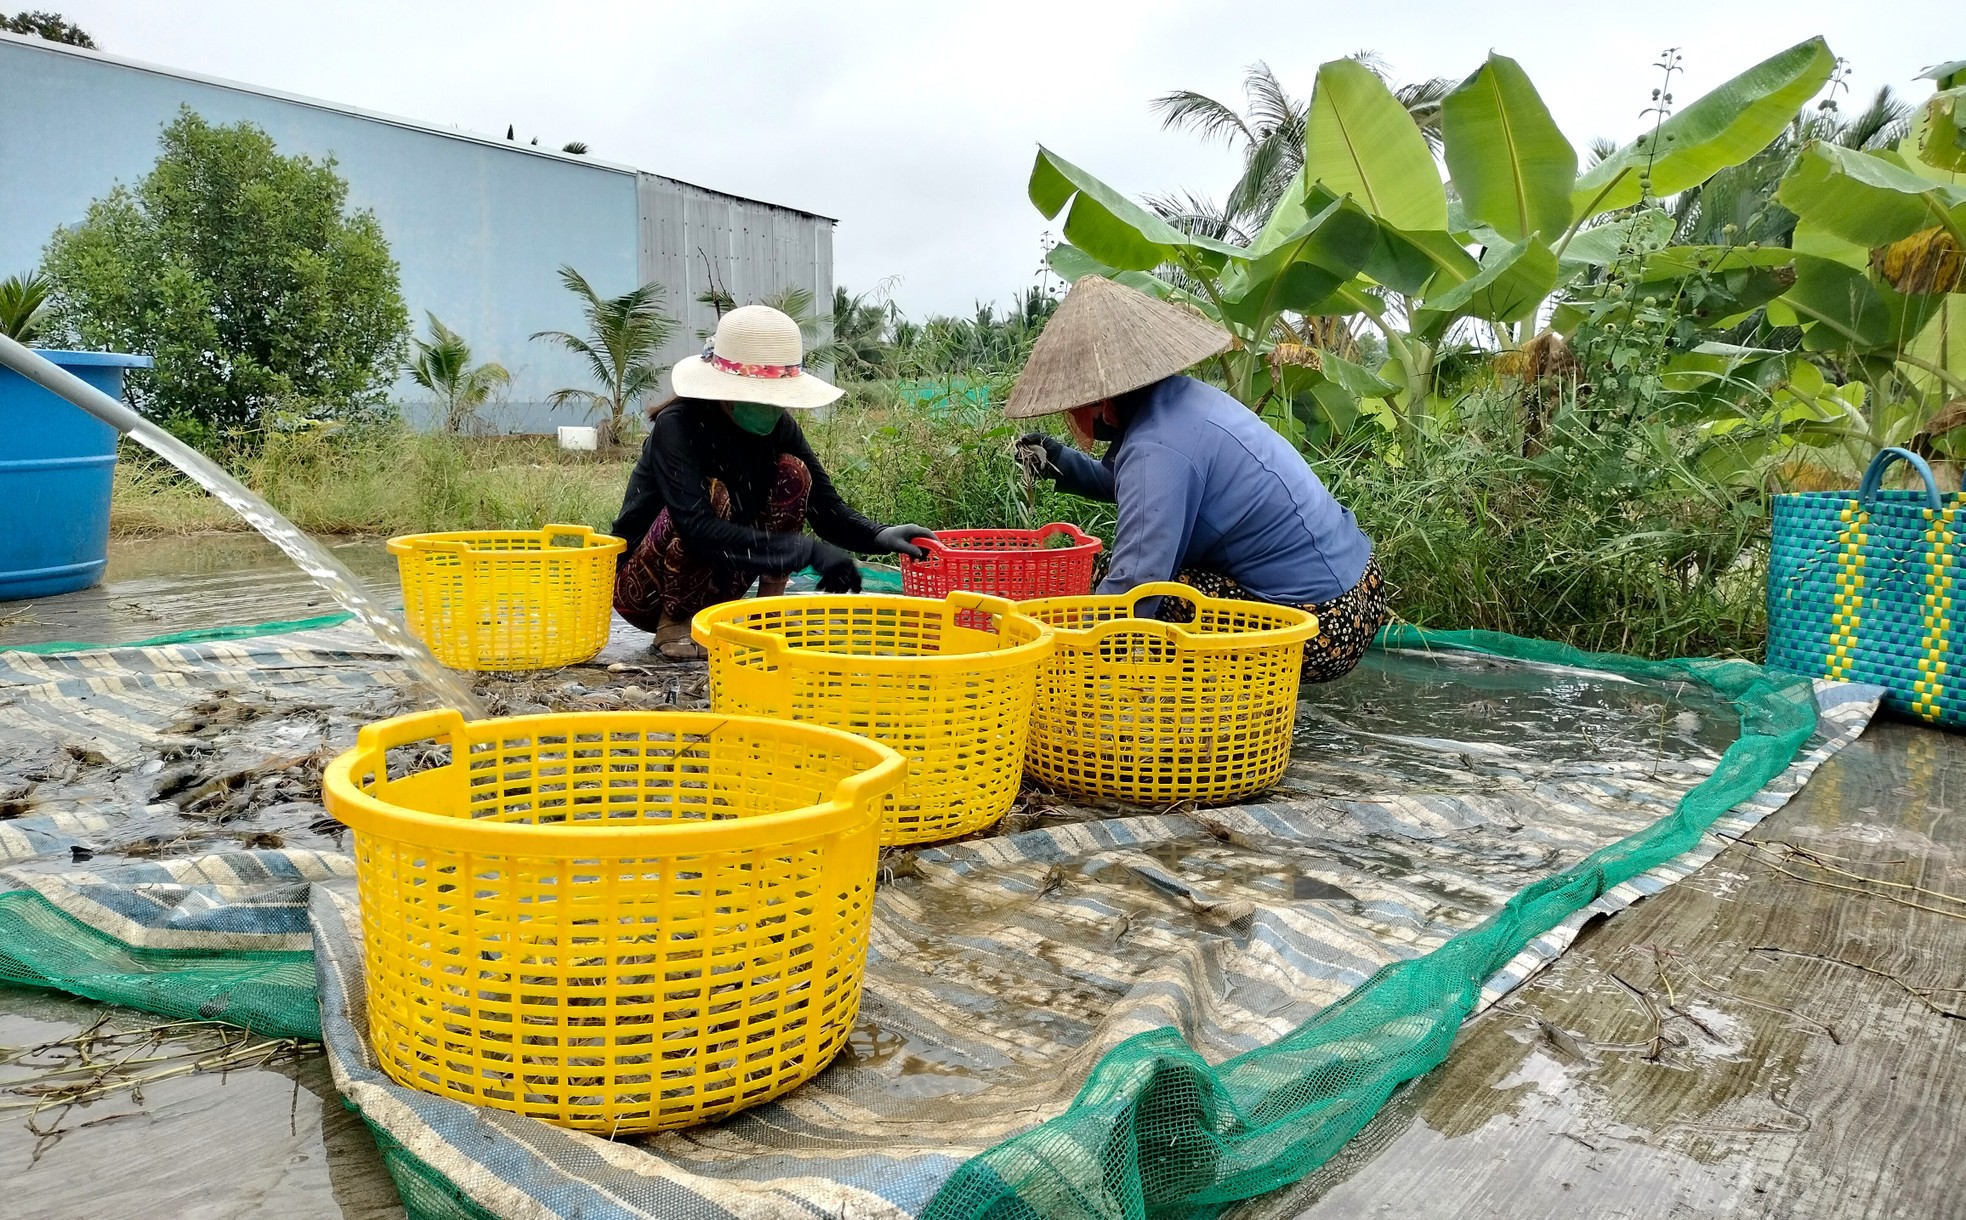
[1859,447,1943,513]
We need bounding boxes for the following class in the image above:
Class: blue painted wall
[0,34,643,432]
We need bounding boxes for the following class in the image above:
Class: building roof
[0,29,837,222]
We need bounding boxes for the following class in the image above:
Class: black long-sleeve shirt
[611,398,885,574]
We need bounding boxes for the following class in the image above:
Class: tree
[822,284,896,379]
[1150,56,1452,235]
[0,271,51,342]
[1671,80,1914,247]
[561,141,589,155]
[41,110,408,439]
[1036,38,1840,457]
[531,266,677,445]
[408,313,511,433]
[3,10,93,46]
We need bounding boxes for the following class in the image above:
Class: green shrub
[43,108,409,440]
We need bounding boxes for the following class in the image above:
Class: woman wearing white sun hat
[612,304,936,660]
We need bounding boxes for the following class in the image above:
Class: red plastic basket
[900,523,1103,602]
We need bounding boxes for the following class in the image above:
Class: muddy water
[1,535,396,650]
[0,989,400,1219]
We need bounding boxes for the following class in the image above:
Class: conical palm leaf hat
[1005,275,1232,419]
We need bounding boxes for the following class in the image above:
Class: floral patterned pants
[1094,554,1391,684]
[612,455,811,632]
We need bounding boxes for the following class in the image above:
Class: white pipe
[0,333,146,432]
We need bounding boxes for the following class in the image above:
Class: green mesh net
[0,622,1825,1219]
[918,626,1820,1220]
[0,891,320,1039]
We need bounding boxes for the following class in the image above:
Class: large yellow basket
[388,525,626,671]
[1017,582,1319,806]
[321,708,904,1134]
[692,592,1053,845]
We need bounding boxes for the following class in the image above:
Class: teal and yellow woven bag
[1768,447,1963,725]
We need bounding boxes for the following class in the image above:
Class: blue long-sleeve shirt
[1049,375,1373,605]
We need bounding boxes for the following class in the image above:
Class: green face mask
[729,402,781,436]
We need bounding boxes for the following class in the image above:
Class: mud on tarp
[0,620,1880,1219]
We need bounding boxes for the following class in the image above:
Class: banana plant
[1032,38,1837,458]
[1756,95,1966,466]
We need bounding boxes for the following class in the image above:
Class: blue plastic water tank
[0,350,153,601]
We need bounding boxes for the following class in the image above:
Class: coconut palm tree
[532,266,677,445]
[1671,83,1914,247]
[820,285,895,379]
[1150,55,1453,234]
[0,271,51,343]
[408,313,511,433]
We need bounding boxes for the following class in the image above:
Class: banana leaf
[1775,143,1966,248]
[1572,38,1835,223]
[1304,58,1448,232]
[1441,53,1577,243]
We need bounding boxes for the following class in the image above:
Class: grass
[110,382,1110,542]
[112,429,630,538]
[108,382,1764,660]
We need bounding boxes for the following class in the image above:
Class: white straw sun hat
[670,304,843,409]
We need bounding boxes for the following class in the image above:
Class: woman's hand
[875,524,938,560]
[808,540,864,593]
[1017,433,1064,480]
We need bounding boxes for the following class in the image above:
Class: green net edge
[4,611,358,655]
[0,890,320,1039]
[920,623,1823,1220]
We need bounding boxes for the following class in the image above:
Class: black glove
[807,539,863,594]
[874,524,938,560]
[1017,432,1064,479]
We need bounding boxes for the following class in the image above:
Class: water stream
[0,335,485,718]
[117,413,488,718]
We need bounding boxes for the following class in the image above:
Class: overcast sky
[47,1,1958,317]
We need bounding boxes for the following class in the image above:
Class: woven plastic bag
[1767,446,1963,725]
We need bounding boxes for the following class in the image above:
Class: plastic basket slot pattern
[1020,586,1316,806]
[390,526,624,671]
[331,713,892,1133]
[900,525,1102,616]
[697,596,1051,846]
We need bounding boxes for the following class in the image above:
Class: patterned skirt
[1142,558,1389,684]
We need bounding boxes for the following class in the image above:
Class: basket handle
[835,752,909,808]
[1859,447,1943,512]
[944,590,1017,630]
[699,618,788,660]
[1037,522,1098,548]
[542,523,597,547]
[394,536,472,556]
[1084,617,1191,646]
[353,708,471,756]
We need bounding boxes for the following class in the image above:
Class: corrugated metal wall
[637,174,835,389]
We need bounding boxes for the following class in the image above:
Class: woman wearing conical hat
[611,304,935,660]
[1011,276,1386,683]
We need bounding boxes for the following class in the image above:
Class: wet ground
[0,989,400,1220]
[1238,717,1966,1220]
[2,535,1960,1218]
[0,535,402,649]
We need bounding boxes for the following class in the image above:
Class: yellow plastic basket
[692,592,1053,845]
[388,525,626,671]
[1018,582,1319,806]
[321,708,904,1134]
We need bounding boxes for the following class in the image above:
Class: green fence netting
[918,626,1820,1220]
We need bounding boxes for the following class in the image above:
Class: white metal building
[0,31,835,432]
